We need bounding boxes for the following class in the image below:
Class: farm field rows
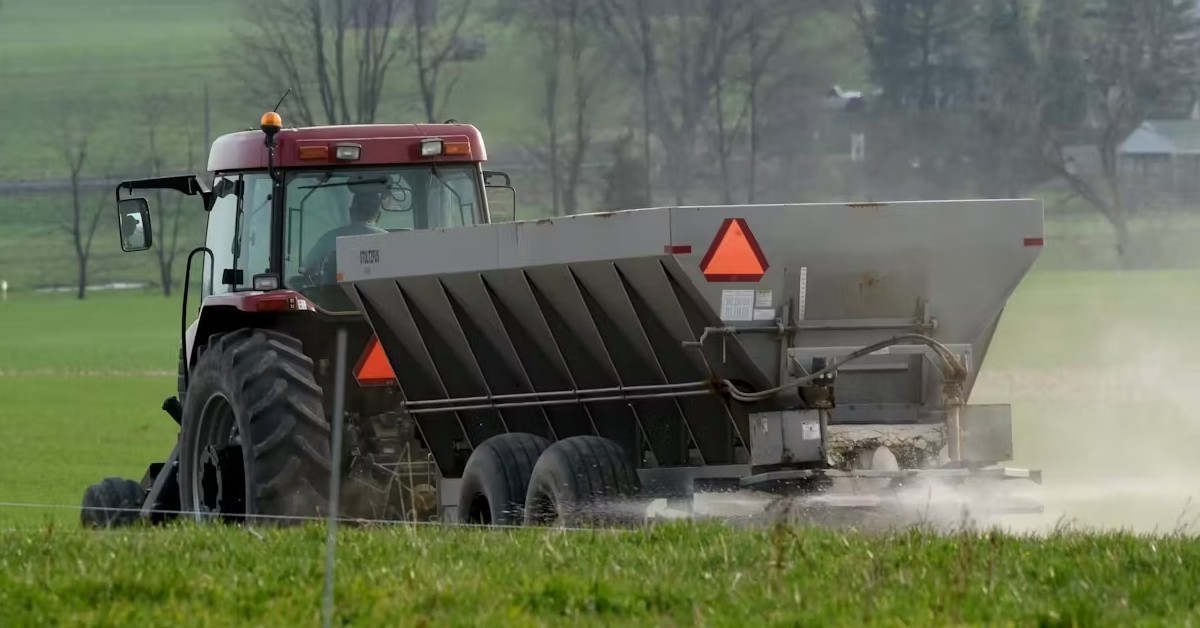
[1,268,1199,623]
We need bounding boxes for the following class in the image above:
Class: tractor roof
[207,122,488,173]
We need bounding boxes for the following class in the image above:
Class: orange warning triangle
[699,218,769,282]
[354,335,398,387]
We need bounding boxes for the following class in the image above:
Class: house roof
[1121,120,1200,155]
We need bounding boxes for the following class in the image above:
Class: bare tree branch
[412,0,476,122]
[230,0,413,125]
[58,111,104,300]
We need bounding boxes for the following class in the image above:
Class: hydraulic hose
[719,333,966,403]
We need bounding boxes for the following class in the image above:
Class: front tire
[81,477,144,528]
[178,328,332,525]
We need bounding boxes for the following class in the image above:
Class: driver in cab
[301,188,388,282]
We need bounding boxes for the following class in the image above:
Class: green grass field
[3,267,1200,623]
[4,523,1200,625]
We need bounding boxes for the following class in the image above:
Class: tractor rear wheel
[523,435,642,527]
[178,328,332,525]
[80,477,144,528]
[458,432,552,526]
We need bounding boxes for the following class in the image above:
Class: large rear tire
[523,435,642,527]
[457,432,552,526]
[178,328,332,525]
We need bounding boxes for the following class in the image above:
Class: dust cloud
[969,307,1200,536]
[633,269,1200,537]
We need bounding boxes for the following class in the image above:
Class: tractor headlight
[334,144,361,161]
[420,139,444,157]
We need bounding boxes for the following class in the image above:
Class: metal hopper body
[336,199,1044,521]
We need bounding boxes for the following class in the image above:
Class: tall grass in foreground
[1,520,1198,626]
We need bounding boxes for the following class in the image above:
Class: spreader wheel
[178,328,332,525]
[458,432,552,526]
[81,477,145,528]
[523,435,642,527]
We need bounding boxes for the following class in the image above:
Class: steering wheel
[287,249,338,290]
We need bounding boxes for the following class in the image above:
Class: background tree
[514,0,607,214]
[853,0,986,199]
[973,0,1045,198]
[138,93,202,297]
[595,0,762,205]
[58,115,106,300]
[1038,0,1200,265]
[411,0,477,123]
[231,0,411,126]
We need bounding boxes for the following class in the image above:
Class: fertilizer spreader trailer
[80,111,1045,528]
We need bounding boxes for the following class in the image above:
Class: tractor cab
[114,112,515,314]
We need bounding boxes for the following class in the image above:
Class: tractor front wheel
[80,477,145,528]
[178,328,332,525]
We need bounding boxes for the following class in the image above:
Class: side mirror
[483,170,517,222]
[484,171,511,188]
[117,197,153,252]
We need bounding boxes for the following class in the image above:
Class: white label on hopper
[720,290,754,321]
[753,308,775,321]
[797,267,808,321]
[800,420,820,440]
[754,290,773,308]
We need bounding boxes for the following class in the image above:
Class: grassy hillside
[0,0,546,181]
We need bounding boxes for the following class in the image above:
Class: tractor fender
[184,290,318,367]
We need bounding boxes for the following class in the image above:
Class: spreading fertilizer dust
[969,317,1200,536]
[626,291,1200,537]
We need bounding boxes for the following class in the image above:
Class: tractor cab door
[201,173,274,297]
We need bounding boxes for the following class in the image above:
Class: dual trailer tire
[457,434,642,527]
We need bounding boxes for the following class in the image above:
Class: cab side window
[203,174,276,294]
[237,174,274,290]
[203,177,239,296]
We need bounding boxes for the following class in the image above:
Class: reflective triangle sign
[354,335,398,387]
[699,218,769,282]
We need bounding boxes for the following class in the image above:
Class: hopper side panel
[396,279,507,446]
[351,280,467,473]
[525,270,643,461]
[570,263,671,379]
[570,263,690,466]
[497,210,671,271]
[479,270,596,439]
[442,281,555,439]
[615,258,712,376]
[336,225,500,283]
[337,209,670,282]
[665,201,1043,408]
[439,274,532,386]
[615,262,738,464]
[661,259,776,393]
[524,266,623,384]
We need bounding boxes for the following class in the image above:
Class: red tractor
[82,112,514,526]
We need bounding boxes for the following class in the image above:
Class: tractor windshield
[282,164,483,304]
